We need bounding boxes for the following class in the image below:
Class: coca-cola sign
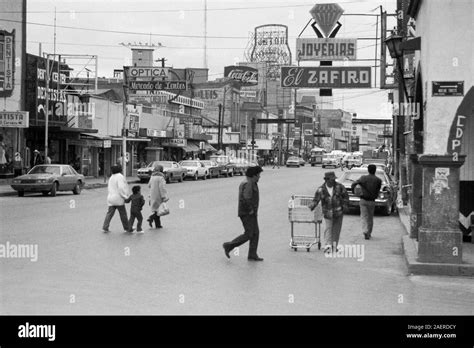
[224,66,258,85]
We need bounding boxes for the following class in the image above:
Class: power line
[5,2,386,14]
[2,18,381,39]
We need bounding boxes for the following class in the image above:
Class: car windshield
[181,161,198,167]
[341,172,387,184]
[154,162,172,168]
[29,166,60,175]
[288,157,298,160]
[201,161,213,166]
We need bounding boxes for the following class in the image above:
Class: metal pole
[45,54,50,160]
[122,67,129,178]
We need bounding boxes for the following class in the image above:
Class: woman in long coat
[147,165,168,228]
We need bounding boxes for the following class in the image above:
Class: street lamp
[385,34,410,101]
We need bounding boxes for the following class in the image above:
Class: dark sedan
[337,168,398,215]
[11,165,84,197]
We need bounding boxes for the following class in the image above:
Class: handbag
[158,202,170,216]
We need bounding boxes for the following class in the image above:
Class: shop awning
[182,141,201,152]
[81,133,112,140]
[203,143,217,152]
[111,137,151,142]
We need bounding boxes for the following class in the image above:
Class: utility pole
[251,117,256,152]
[122,66,130,177]
[218,104,222,151]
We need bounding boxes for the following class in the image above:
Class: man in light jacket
[102,165,130,233]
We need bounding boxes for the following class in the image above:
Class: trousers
[129,210,143,231]
[323,215,344,248]
[102,205,129,231]
[360,198,375,236]
[227,214,260,258]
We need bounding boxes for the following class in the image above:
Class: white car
[179,160,208,180]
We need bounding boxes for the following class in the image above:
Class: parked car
[229,158,249,176]
[209,155,236,177]
[343,154,363,169]
[179,160,208,180]
[286,156,302,167]
[200,160,223,178]
[11,164,84,197]
[337,168,398,215]
[322,154,340,168]
[137,161,186,183]
[298,157,306,166]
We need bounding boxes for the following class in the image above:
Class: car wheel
[229,170,233,177]
[42,191,49,196]
[73,181,82,195]
[322,165,325,168]
[50,182,58,197]
[311,164,315,167]
[193,172,198,181]
[179,174,184,182]
[165,176,170,184]
[18,191,24,197]
[203,172,207,180]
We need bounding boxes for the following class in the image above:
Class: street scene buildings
[0,0,473,322]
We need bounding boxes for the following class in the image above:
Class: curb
[402,235,474,276]
[0,180,140,197]
[398,205,474,277]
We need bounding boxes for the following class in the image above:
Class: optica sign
[128,67,169,78]
[281,66,371,88]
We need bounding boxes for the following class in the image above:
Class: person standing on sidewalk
[308,171,349,251]
[102,165,130,233]
[351,164,382,240]
[147,165,168,229]
[272,155,280,169]
[223,166,264,261]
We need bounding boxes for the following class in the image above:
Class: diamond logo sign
[310,3,344,38]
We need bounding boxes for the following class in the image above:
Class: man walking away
[351,164,382,240]
[308,171,349,251]
[102,165,130,233]
[223,166,264,261]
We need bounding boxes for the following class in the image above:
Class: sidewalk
[398,203,474,277]
[0,176,141,197]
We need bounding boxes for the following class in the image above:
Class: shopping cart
[288,195,323,252]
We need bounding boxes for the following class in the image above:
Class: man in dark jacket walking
[351,164,382,240]
[308,171,349,251]
[223,166,264,261]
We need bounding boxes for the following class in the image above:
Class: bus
[309,147,325,166]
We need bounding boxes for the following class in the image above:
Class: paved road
[1,166,473,315]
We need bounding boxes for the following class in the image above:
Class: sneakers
[364,233,370,240]
[102,229,110,233]
[136,230,145,234]
[248,256,264,261]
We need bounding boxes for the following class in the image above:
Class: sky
[22,0,397,118]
